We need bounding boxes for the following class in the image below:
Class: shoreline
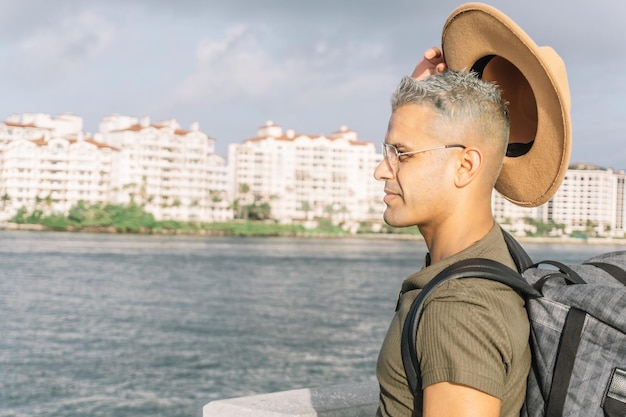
[515,236,626,245]
[352,233,626,245]
[2,222,626,245]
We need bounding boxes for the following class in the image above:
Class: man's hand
[411,47,447,80]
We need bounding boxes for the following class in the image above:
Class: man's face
[374,104,460,228]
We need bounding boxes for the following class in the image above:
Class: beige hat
[442,2,572,207]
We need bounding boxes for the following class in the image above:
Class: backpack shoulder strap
[401,257,539,397]
[501,227,533,272]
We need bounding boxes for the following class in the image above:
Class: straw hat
[442,2,571,207]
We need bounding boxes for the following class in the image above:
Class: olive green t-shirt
[376,225,531,417]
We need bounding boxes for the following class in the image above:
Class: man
[374,50,531,417]
[373,2,572,414]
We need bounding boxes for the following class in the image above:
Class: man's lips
[383,189,401,204]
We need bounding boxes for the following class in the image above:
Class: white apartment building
[228,121,384,223]
[2,112,624,234]
[98,115,231,222]
[493,164,626,237]
[0,114,117,220]
[492,190,543,236]
[547,165,626,236]
[2,113,84,139]
[206,153,232,222]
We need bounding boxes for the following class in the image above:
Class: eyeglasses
[381,142,466,168]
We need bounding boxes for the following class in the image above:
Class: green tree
[107,203,156,232]
[44,194,53,211]
[524,217,565,237]
[1,193,11,210]
[238,183,251,219]
[230,199,241,219]
[247,201,271,221]
[140,176,149,204]
[324,204,335,223]
[585,220,598,236]
[209,189,223,203]
[40,214,69,230]
[67,201,111,227]
[300,200,312,220]
[11,207,28,224]
[123,182,138,203]
[68,200,89,224]
[26,209,44,224]
[239,183,250,195]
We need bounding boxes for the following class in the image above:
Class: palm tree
[338,204,349,223]
[209,189,223,203]
[300,200,312,220]
[239,183,250,201]
[230,199,241,219]
[324,203,336,223]
[44,193,53,215]
[238,183,251,219]
[123,182,138,203]
[1,193,11,211]
[138,175,152,206]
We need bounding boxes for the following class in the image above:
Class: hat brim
[442,2,571,207]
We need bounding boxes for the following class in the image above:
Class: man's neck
[420,216,495,264]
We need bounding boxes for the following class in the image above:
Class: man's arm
[423,382,501,417]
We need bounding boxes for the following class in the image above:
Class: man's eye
[397,153,411,162]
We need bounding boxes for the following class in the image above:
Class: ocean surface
[1,230,624,417]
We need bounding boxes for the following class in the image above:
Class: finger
[424,47,443,62]
[411,47,446,80]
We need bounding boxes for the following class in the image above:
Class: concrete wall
[203,381,379,417]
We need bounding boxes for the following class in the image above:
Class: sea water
[1,231,623,417]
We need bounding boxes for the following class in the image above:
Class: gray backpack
[401,231,626,417]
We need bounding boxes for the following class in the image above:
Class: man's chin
[383,212,415,228]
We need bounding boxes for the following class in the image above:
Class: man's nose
[374,158,394,181]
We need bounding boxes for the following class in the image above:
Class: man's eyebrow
[388,141,409,150]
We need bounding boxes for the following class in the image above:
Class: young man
[374,54,531,417]
[373,2,572,415]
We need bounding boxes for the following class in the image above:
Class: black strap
[603,368,626,417]
[401,228,536,407]
[585,261,626,286]
[545,307,586,417]
[540,261,625,415]
[401,258,539,398]
[532,260,626,292]
[502,229,534,271]
[603,397,626,417]
[531,260,586,285]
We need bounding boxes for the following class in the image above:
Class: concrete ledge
[203,381,379,417]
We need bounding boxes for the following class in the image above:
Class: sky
[1,0,625,168]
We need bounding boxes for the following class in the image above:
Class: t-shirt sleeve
[416,279,513,399]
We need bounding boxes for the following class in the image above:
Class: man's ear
[454,148,483,188]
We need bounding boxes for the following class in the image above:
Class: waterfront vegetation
[6,201,624,240]
[7,201,400,237]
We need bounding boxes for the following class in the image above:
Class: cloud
[173,25,285,104]
[0,0,623,168]
[172,24,395,106]
[9,11,119,87]
[287,41,396,106]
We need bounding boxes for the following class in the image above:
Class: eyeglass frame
[381,142,466,168]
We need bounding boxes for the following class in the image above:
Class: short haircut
[391,71,510,153]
